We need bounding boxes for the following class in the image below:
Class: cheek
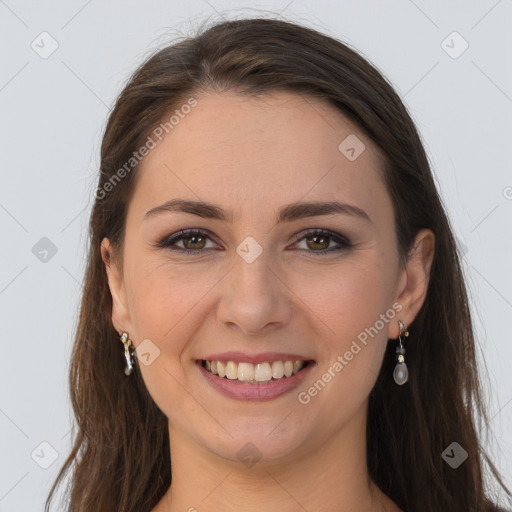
[123,260,214,418]
[339,259,396,354]
[297,255,393,336]
[127,260,208,340]
[298,257,395,404]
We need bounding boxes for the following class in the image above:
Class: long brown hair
[45,16,510,512]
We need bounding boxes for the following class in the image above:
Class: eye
[290,229,352,255]
[156,229,219,254]
[156,228,352,255]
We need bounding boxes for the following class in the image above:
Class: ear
[388,228,435,339]
[100,237,133,335]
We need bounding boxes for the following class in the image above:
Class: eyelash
[156,228,352,256]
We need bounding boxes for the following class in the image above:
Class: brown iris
[305,234,330,251]
[183,234,207,250]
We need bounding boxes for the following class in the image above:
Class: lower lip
[196,360,315,401]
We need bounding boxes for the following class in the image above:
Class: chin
[200,417,311,465]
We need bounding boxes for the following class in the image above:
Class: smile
[196,359,316,401]
[202,359,310,383]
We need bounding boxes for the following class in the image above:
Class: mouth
[196,357,316,401]
[197,358,315,384]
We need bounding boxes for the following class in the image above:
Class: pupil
[186,235,204,250]
[308,235,328,250]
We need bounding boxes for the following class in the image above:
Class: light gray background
[1,1,511,510]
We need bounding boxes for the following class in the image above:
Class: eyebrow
[144,198,372,225]
[144,199,372,224]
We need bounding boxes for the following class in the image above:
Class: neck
[155,403,398,512]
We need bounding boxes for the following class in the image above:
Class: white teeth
[202,359,308,382]
[272,361,284,379]
[293,361,303,374]
[237,362,254,381]
[226,361,238,379]
[255,362,272,381]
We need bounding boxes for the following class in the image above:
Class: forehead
[131,91,389,223]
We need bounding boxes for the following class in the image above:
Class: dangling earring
[120,332,135,376]
[393,320,409,385]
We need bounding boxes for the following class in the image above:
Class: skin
[101,91,435,512]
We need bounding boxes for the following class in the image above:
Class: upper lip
[198,351,314,364]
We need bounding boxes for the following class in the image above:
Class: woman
[45,17,511,512]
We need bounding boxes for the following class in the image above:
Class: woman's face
[102,91,432,464]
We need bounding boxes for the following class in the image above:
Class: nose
[216,250,293,336]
